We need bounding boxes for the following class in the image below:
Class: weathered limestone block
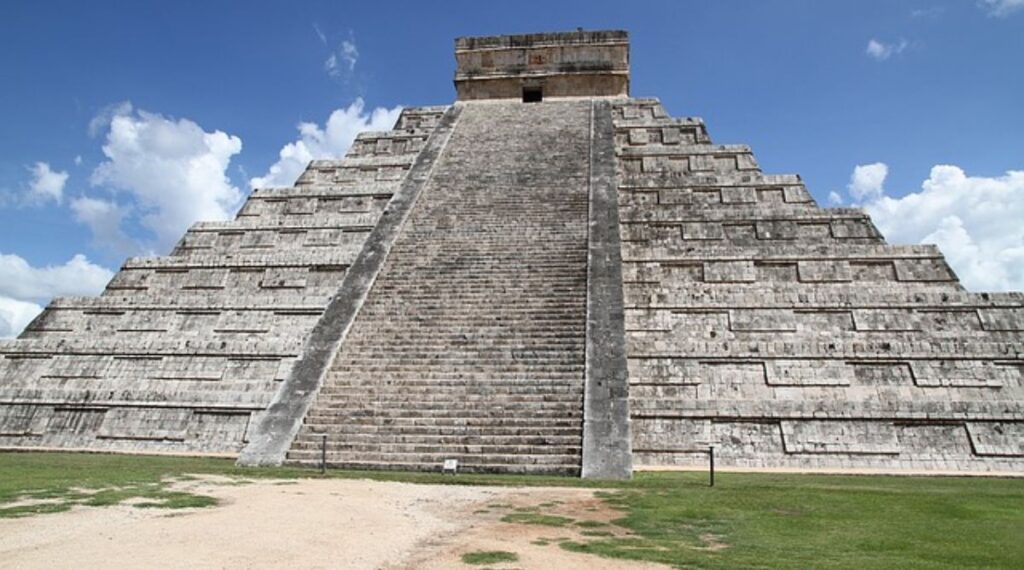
[853,309,921,332]
[756,220,799,240]
[704,260,756,282]
[765,360,854,386]
[830,218,880,239]
[633,418,711,451]
[894,257,956,282]
[0,404,48,436]
[97,408,192,441]
[682,222,725,240]
[798,260,853,282]
[42,355,111,378]
[979,307,1024,331]
[966,422,1024,456]
[851,362,916,386]
[261,268,309,290]
[720,187,758,204]
[911,360,1017,388]
[627,357,701,384]
[730,309,797,332]
[781,421,900,455]
[107,270,152,291]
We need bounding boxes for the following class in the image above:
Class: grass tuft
[500,512,575,527]
[461,550,519,565]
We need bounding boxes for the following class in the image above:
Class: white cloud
[0,253,114,302]
[866,38,909,61]
[86,105,244,252]
[0,252,114,338]
[854,164,1024,292]
[88,101,133,138]
[74,155,83,166]
[26,162,68,204]
[848,162,888,200]
[70,196,137,255]
[340,40,358,71]
[325,35,359,78]
[979,0,1024,17]
[827,191,844,206]
[250,98,402,189]
[0,297,42,339]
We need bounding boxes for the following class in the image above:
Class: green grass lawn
[1,452,1021,569]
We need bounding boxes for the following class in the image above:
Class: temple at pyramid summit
[1,31,1022,478]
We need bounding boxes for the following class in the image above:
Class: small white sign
[443,459,458,474]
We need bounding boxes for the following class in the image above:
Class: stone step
[301,415,582,429]
[304,404,582,419]
[284,457,580,476]
[321,376,583,385]
[285,449,581,467]
[333,347,583,357]
[310,397,582,410]
[326,363,584,372]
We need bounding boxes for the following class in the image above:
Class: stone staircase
[286,100,593,474]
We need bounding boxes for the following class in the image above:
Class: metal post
[709,446,715,487]
[320,434,327,475]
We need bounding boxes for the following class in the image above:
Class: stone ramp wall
[285,100,594,474]
[615,98,1024,473]
[0,107,448,455]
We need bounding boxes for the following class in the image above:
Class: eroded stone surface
[0,107,450,455]
[615,97,1023,473]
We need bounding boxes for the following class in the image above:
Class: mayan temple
[1,31,1021,478]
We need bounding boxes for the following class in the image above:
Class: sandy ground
[0,477,668,570]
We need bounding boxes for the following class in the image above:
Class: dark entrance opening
[522,87,543,103]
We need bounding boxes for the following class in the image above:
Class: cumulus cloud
[0,253,114,338]
[847,162,888,201]
[85,105,244,252]
[26,162,68,204]
[866,38,909,61]
[979,0,1024,17]
[0,296,43,338]
[0,253,114,302]
[70,196,137,256]
[88,101,134,138]
[845,163,1024,292]
[250,98,402,189]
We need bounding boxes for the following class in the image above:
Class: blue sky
[1,0,1022,335]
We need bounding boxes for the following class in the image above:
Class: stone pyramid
[1,31,1020,478]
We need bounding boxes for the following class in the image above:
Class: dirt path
[0,477,667,570]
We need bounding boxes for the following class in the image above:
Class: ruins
[1,31,1021,478]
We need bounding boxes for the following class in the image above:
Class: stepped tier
[0,106,451,454]
[613,99,1023,473]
